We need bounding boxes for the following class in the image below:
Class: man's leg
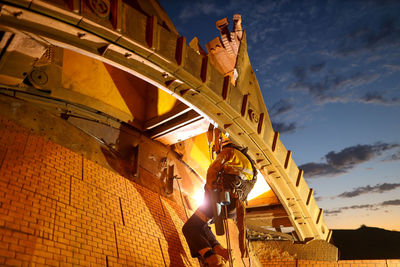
[182,191,228,266]
[182,210,214,258]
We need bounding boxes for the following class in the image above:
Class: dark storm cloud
[325,199,400,216]
[337,183,400,198]
[270,99,294,117]
[300,142,399,178]
[272,121,297,134]
[360,91,400,105]
[338,17,400,56]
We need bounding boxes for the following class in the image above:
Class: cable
[223,205,234,267]
[176,177,189,220]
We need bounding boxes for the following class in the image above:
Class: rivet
[13,11,23,17]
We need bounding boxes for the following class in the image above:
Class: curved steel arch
[0,0,330,242]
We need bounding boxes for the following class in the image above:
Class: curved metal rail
[0,0,331,242]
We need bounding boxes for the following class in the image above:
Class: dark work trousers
[182,188,237,258]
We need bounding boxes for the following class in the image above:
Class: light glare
[193,188,205,208]
[247,172,270,200]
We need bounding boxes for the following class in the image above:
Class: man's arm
[205,148,232,190]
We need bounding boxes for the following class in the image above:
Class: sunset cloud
[381,199,400,206]
[325,199,400,216]
[300,142,399,178]
[325,204,377,215]
[337,183,400,198]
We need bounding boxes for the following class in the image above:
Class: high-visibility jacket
[205,146,254,258]
[206,147,254,190]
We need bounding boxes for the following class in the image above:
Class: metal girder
[0,0,331,242]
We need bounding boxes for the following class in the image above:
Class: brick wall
[259,259,400,267]
[0,116,199,266]
[1,113,398,267]
[251,239,338,262]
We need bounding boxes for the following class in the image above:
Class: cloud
[299,162,345,177]
[272,121,297,134]
[338,17,400,56]
[300,142,399,178]
[309,62,326,72]
[291,62,326,82]
[381,199,400,206]
[269,99,294,117]
[359,91,400,105]
[383,151,400,162]
[337,183,400,198]
[325,199,400,216]
[325,203,377,216]
[292,66,308,81]
[178,1,226,21]
[288,68,379,104]
[314,196,323,202]
[383,64,400,72]
[325,143,398,168]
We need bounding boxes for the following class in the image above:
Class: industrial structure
[0,0,336,266]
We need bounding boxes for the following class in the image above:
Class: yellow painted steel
[178,133,211,180]
[157,88,177,116]
[62,49,132,117]
[0,0,331,242]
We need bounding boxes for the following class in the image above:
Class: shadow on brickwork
[100,120,193,265]
[132,180,195,266]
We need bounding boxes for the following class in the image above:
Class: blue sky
[159,0,400,231]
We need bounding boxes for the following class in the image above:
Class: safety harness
[219,144,257,202]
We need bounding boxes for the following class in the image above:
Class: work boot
[213,244,230,261]
[204,254,227,267]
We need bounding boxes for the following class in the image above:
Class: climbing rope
[223,205,234,267]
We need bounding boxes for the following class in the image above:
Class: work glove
[204,254,227,267]
[213,244,230,261]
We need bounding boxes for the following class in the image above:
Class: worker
[182,138,257,267]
